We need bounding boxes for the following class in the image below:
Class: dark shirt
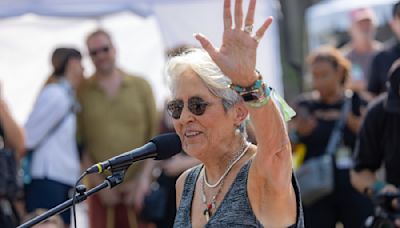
[295,93,366,161]
[368,39,400,95]
[353,94,400,186]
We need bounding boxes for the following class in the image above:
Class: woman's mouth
[184,131,202,138]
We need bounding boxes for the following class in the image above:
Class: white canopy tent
[0,0,282,124]
[306,0,398,50]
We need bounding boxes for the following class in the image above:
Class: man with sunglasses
[77,29,158,228]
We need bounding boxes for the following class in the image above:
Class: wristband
[230,71,263,93]
[229,71,296,121]
[229,71,270,106]
[371,180,386,194]
[245,86,271,108]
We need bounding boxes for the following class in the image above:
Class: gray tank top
[174,159,304,228]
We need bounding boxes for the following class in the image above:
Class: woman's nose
[179,106,194,122]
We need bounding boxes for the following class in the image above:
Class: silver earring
[235,126,241,136]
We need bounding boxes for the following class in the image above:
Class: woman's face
[66,58,84,89]
[170,69,237,159]
[311,60,342,99]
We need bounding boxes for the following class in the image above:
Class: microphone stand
[18,170,126,228]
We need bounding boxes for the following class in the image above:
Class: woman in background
[291,46,372,228]
[24,47,83,227]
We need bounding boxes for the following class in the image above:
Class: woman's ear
[233,102,249,125]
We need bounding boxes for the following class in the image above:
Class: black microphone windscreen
[151,133,182,160]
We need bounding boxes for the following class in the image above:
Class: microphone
[86,133,181,174]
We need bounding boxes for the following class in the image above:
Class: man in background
[342,7,382,100]
[368,1,400,96]
[351,59,400,227]
[78,29,158,228]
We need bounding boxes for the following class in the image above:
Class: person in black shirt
[368,1,400,96]
[292,46,372,228]
[351,59,400,226]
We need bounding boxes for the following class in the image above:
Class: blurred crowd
[290,2,400,227]
[0,1,400,228]
[0,30,199,228]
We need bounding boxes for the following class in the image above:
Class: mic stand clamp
[18,171,126,228]
[106,170,125,188]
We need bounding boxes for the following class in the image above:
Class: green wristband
[371,180,386,194]
[246,86,271,108]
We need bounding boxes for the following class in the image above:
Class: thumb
[194,33,218,60]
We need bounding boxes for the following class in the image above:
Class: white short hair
[166,48,242,110]
[166,48,247,136]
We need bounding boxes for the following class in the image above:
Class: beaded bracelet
[230,71,263,94]
[246,86,272,108]
[229,71,296,121]
[230,71,269,107]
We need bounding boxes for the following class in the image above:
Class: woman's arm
[0,95,25,159]
[195,0,296,225]
[24,85,70,149]
[347,112,362,133]
[350,169,376,195]
[248,99,293,190]
[195,0,292,192]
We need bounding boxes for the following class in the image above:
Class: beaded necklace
[200,142,251,221]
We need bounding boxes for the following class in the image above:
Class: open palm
[195,0,273,86]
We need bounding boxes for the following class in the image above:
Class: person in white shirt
[24,47,84,227]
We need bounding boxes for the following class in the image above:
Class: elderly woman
[168,0,303,227]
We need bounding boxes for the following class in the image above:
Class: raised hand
[194,0,273,87]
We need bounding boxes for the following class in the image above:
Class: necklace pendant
[203,208,210,221]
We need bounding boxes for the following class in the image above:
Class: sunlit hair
[166,48,242,110]
[166,48,247,135]
[306,46,351,85]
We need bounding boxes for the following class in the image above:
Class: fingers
[244,0,256,27]
[223,0,232,30]
[395,219,400,227]
[254,16,273,43]
[234,0,243,29]
[194,33,218,59]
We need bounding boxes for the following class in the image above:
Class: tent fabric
[306,0,398,49]
[0,0,282,125]
[0,0,151,18]
[0,0,205,18]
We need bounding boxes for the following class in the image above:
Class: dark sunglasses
[89,46,110,57]
[167,96,212,119]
